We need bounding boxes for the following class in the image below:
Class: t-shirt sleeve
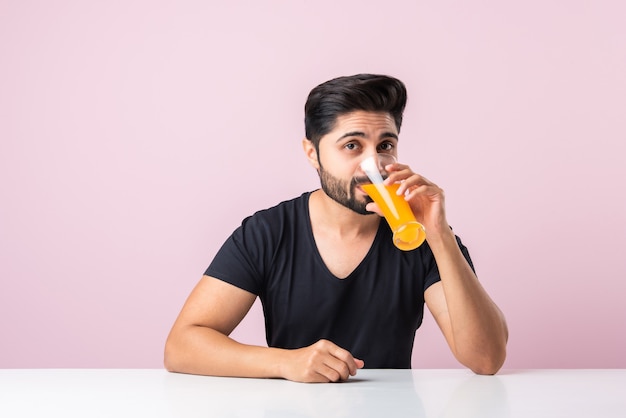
[422,234,475,291]
[204,214,273,295]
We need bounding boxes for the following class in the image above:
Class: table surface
[1,369,624,417]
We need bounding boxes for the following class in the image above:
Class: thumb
[365,202,383,217]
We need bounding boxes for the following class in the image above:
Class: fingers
[384,163,437,197]
[316,341,362,382]
[405,184,445,203]
[329,343,363,377]
[288,340,364,383]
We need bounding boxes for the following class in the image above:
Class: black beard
[319,166,372,215]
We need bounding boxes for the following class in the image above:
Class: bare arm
[164,275,364,382]
[424,230,508,375]
[370,161,508,374]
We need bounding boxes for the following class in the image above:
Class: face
[306,111,399,214]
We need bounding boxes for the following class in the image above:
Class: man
[164,74,508,383]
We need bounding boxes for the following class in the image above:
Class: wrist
[268,347,289,379]
[425,224,456,252]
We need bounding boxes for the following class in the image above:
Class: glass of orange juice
[356,154,426,251]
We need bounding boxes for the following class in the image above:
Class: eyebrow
[336,131,399,143]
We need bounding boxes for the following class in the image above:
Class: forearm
[164,324,284,378]
[428,228,508,374]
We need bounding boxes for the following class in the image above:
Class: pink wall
[1,1,625,369]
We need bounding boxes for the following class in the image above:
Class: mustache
[351,176,371,187]
[352,173,389,188]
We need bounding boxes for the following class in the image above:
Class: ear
[302,138,320,170]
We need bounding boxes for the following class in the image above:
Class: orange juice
[362,183,426,250]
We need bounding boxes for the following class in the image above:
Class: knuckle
[317,339,331,350]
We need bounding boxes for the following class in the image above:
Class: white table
[0,369,624,417]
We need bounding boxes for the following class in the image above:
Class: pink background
[1,1,625,369]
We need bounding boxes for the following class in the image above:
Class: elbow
[163,336,183,373]
[455,335,507,375]
[469,359,505,376]
[467,345,507,376]
[163,354,176,373]
[163,343,175,372]
[466,323,509,375]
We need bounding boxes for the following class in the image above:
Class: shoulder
[250,192,310,218]
[241,192,311,228]
[233,192,311,242]
[207,193,313,288]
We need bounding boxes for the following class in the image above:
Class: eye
[378,141,395,152]
[345,142,359,150]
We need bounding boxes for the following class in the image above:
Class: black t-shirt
[205,192,475,368]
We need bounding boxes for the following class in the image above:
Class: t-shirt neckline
[303,191,385,282]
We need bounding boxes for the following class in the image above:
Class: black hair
[304,74,407,148]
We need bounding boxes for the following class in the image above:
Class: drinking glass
[355,154,426,251]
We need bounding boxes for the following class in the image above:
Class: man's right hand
[280,339,365,383]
